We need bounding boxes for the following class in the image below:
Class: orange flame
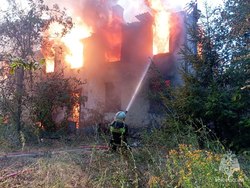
[103,23,122,62]
[44,18,92,72]
[62,17,92,68]
[46,58,55,73]
[103,8,123,62]
[71,93,80,129]
[148,0,170,54]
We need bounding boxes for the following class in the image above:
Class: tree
[164,0,250,151]
[0,0,72,134]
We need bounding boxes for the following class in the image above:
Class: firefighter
[109,111,129,151]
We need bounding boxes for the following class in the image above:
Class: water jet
[125,57,153,113]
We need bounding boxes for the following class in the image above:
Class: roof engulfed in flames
[44,17,92,71]
[42,0,188,72]
[147,0,170,54]
[62,17,92,68]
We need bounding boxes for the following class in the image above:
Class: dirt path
[0,145,109,159]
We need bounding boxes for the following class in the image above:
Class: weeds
[0,119,249,187]
[0,124,20,152]
[0,152,91,188]
[165,144,248,187]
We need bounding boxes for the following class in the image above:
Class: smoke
[44,0,190,24]
[40,0,192,124]
[117,0,190,22]
[117,0,150,22]
[44,0,147,23]
[80,0,114,31]
[43,0,119,29]
[44,0,80,16]
[43,0,188,67]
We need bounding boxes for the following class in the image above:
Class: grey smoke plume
[44,0,188,24]
[44,0,123,32]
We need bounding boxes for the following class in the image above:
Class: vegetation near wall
[152,0,250,152]
[1,121,249,187]
[0,0,73,144]
[31,72,84,132]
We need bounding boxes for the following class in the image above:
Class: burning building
[41,0,198,130]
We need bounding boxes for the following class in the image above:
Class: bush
[165,144,248,188]
[0,124,20,152]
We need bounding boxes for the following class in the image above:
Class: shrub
[0,124,20,152]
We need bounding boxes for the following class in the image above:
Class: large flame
[44,17,92,72]
[46,58,55,73]
[148,0,170,54]
[62,17,92,68]
[103,11,122,62]
[104,30,122,62]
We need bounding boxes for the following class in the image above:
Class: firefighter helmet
[115,111,126,120]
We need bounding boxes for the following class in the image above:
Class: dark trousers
[110,132,127,151]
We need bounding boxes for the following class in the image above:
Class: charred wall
[80,12,154,128]
[79,10,194,128]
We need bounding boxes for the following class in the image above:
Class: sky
[197,0,224,13]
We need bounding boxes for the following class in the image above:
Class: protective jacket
[109,120,128,150]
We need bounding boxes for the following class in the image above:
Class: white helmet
[115,111,126,121]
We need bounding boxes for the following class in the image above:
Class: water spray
[125,57,153,113]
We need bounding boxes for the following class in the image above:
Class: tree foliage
[0,0,72,132]
[31,72,84,132]
[164,0,250,151]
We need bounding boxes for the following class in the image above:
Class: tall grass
[0,124,20,153]
[0,119,249,187]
